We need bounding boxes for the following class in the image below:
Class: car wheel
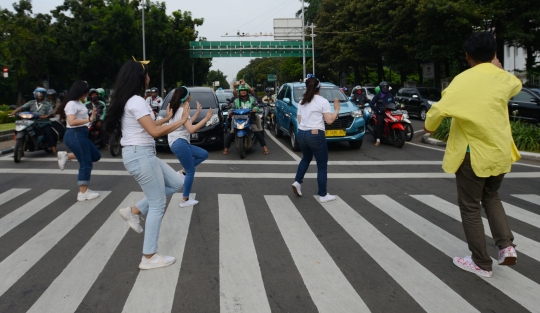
[349,140,363,149]
[273,117,283,138]
[290,127,300,151]
[420,107,427,121]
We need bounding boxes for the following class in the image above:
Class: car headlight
[206,114,219,127]
[351,110,363,118]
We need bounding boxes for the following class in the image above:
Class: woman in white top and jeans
[292,76,340,203]
[56,81,101,201]
[105,58,189,270]
[168,87,213,207]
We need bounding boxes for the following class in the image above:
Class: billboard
[273,18,303,41]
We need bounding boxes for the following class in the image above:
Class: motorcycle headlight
[351,110,363,118]
[403,113,409,119]
[237,122,245,130]
[206,114,219,127]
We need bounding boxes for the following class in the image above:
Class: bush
[0,104,10,112]
[0,111,16,123]
[431,118,540,152]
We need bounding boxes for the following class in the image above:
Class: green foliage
[431,118,540,152]
[431,117,452,142]
[511,121,540,152]
[0,105,11,111]
[0,0,210,104]
[0,112,16,123]
[207,70,230,89]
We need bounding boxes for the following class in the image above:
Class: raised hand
[334,98,341,112]
[205,108,214,120]
[196,101,202,112]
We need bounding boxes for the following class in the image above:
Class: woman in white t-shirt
[56,81,101,201]
[105,59,190,270]
[292,76,340,203]
[167,87,213,207]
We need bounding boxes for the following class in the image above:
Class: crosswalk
[0,188,539,312]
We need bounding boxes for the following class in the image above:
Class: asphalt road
[0,118,539,313]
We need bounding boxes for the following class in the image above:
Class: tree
[207,70,229,89]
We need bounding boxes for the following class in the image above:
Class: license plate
[191,133,199,140]
[234,115,249,120]
[325,129,346,137]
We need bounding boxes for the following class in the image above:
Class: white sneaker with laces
[292,181,302,196]
[77,189,99,201]
[179,198,198,207]
[57,151,68,170]
[498,246,517,265]
[453,256,493,278]
[119,207,143,233]
[139,253,176,270]
[319,193,337,203]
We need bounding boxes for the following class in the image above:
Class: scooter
[260,99,276,131]
[231,108,257,159]
[364,102,407,148]
[13,112,59,163]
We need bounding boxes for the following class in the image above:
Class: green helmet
[375,86,380,94]
[237,84,249,92]
[96,88,105,98]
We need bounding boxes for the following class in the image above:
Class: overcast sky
[0,0,302,83]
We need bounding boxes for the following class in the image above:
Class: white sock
[376,138,380,142]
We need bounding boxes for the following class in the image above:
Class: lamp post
[301,0,306,79]
[142,0,146,60]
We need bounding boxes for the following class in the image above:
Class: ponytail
[301,77,320,105]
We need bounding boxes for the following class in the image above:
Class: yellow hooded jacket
[425,63,522,177]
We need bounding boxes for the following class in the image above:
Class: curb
[422,134,540,161]
[0,147,14,155]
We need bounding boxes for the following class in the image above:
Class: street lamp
[141,0,146,60]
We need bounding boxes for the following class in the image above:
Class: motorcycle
[364,102,407,148]
[230,108,257,159]
[88,122,103,148]
[396,103,414,142]
[261,98,276,131]
[109,128,122,157]
[13,112,59,163]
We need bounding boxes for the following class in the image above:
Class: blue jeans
[122,145,184,255]
[64,127,101,186]
[170,139,208,198]
[295,129,329,197]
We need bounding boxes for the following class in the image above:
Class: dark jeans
[456,153,515,271]
[64,127,101,185]
[375,111,385,140]
[39,123,57,148]
[295,129,328,197]
[170,138,209,198]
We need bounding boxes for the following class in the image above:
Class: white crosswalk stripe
[0,189,539,312]
[0,191,109,298]
[411,195,540,263]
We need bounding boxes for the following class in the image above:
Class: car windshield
[216,92,233,103]
[419,89,441,101]
[293,86,349,103]
[161,91,217,111]
[366,87,376,95]
[530,88,540,97]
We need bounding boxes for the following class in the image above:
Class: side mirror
[226,98,231,101]
[412,94,419,99]
[284,98,291,104]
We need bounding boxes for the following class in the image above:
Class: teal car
[273,82,365,150]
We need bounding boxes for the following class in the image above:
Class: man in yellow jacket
[424,32,522,278]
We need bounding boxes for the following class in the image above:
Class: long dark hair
[301,77,320,105]
[105,60,148,134]
[57,80,90,119]
[168,87,189,118]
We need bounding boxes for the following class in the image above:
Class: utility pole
[161,58,165,98]
[310,23,316,76]
[142,0,146,60]
[301,0,306,79]
[192,62,195,86]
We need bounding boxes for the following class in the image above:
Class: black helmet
[379,81,389,87]
[150,87,158,93]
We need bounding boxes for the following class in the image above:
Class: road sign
[423,63,434,79]
[273,18,303,40]
[268,74,276,82]
[190,41,315,58]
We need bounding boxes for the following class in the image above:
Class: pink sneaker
[453,256,493,278]
[498,246,517,265]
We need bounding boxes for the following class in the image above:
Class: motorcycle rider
[85,89,108,147]
[96,88,107,103]
[46,89,62,109]
[351,86,368,107]
[144,89,151,100]
[369,81,395,146]
[10,87,58,153]
[223,84,270,155]
[146,87,163,112]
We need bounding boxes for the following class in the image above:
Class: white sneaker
[77,189,99,201]
[57,151,68,170]
[292,181,302,196]
[453,256,493,278]
[179,198,198,207]
[119,207,143,233]
[139,253,176,270]
[319,194,337,203]
[498,246,517,265]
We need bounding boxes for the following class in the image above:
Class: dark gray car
[396,87,441,121]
